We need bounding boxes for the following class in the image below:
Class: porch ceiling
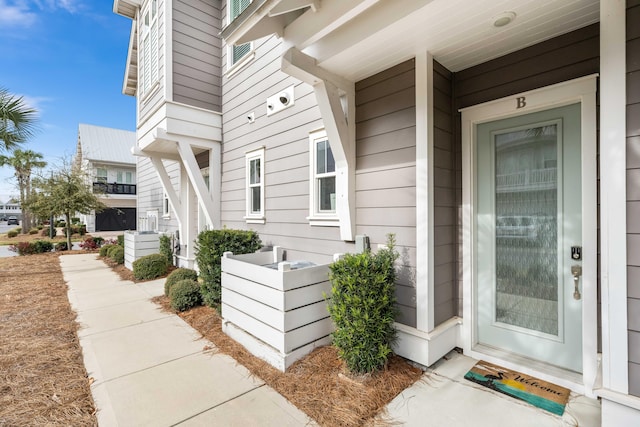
[311,0,599,79]
[232,0,599,81]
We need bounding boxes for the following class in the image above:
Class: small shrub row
[195,229,261,308]
[99,243,124,264]
[79,236,104,250]
[10,240,54,255]
[7,230,18,238]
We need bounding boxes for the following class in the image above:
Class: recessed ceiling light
[493,11,516,28]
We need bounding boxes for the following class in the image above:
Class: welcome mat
[464,361,570,416]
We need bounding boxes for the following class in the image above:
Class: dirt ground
[0,253,96,426]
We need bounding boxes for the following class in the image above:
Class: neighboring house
[114,0,639,423]
[75,124,137,232]
[0,201,21,221]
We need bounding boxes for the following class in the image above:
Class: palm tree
[0,87,38,152]
[0,150,46,233]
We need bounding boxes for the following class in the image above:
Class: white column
[600,0,628,393]
[415,51,434,332]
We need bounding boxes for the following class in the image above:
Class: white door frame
[460,75,598,395]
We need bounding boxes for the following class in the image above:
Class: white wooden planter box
[124,231,160,270]
[221,247,333,371]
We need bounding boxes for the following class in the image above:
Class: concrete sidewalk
[61,254,314,426]
[62,253,601,427]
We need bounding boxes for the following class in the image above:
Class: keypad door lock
[571,265,582,300]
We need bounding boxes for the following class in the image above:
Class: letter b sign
[516,97,526,109]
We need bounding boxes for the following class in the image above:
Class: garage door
[95,208,137,232]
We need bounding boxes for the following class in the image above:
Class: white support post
[600,0,628,394]
[149,155,183,217]
[174,137,219,230]
[281,47,356,241]
[415,51,434,333]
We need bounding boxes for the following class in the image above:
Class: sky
[0,0,136,202]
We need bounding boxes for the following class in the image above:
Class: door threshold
[470,344,585,394]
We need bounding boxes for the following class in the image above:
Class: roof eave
[113,0,140,19]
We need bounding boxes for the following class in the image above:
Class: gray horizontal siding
[355,59,417,328]
[172,0,222,111]
[627,0,640,398]
[136,156,180,233]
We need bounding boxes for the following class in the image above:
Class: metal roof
[77,124,136,165]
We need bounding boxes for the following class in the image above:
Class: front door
[475,103,582,373]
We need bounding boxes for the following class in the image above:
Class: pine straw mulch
[0,252,97,426]
[152,295,424,427]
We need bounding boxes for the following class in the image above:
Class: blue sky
[0,0,136,202]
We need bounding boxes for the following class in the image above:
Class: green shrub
[164,268,198,296]
[11,240,53,255]
[195,229,262,308]
[109,245,125,265]
[327,234,399,375]
[133,253,169,281]
[99,244,115,257]
[71,217,80,224]
[117,234,124,247]
[29,228,38,235]
[7,230,18,238]
[32,240,53,253]
[159,234,173,266]
[169,279,201,312]
[15,228,21,234]
[55,242,68,251]
[37,225,43,230]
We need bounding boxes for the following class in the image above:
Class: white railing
[497,167,557,191]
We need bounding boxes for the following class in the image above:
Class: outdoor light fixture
[493,11,516,28]
[266,86,295,116]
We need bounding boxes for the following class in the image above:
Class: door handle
[571,265,582,300]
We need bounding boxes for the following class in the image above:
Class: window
[139,0,159,95]
[228,0,252,67]
[245,148,264,223]
[309,130,337,223]
[117,171,133,184]
[96,168,108,183]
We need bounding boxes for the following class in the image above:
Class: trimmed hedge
[327,234,399,374]
[195,229,261,308]
[133,253,169,281]
[11,240,54,255]
[99,244,115,257]
[164,268,198,296]
[169,279,201,312]
[109,245,124,264]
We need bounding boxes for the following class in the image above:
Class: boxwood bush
[195,229,262,308]
[109,245,125,265]
[7,230,18,238]
[327,234,399,374]
[133,253,169,281]
[169,279,201,312]
[55,242,68,251]
[164,268,198,296]
[99,244,115,257]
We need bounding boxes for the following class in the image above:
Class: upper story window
[228,0,252,67]
[139,0,159,95]
[245,147,265,223]
[309,130,337,222]
[96,168,108,183]
[117,171,134,184]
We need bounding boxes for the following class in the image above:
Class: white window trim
[308,129,339,226]
[244,147,265,224]
[225,0,255,75]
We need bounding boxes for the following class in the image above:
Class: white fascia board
[123,20,138,97]
[113,0,141,18]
